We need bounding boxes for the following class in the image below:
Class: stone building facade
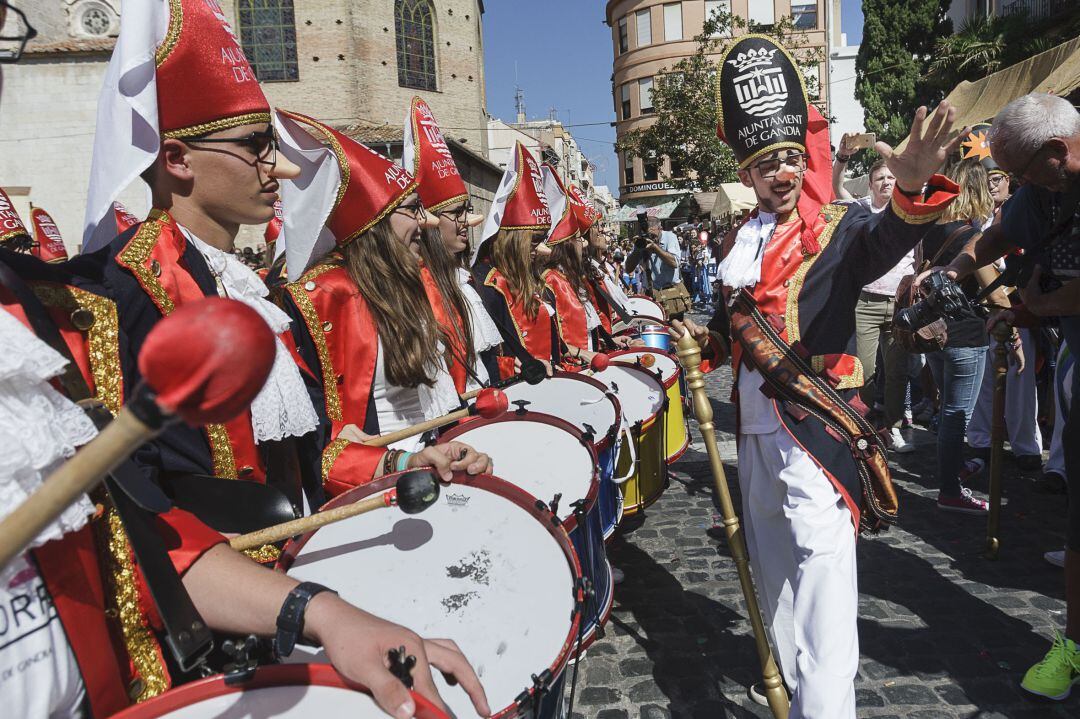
[605,0,830,212]
[0,0,488,252]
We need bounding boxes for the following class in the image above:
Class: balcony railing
[1001,0,1070,21]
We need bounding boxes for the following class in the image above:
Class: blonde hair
[941,160,993,225]
[338,219,443,388]
[491,228,545,319]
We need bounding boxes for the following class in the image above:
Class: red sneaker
[937,488,989,515]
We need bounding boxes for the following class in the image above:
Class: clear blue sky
[483,0,864,192]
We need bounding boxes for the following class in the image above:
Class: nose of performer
[270,151,301,180]
[420,206,440,230]
[774,164,798,183]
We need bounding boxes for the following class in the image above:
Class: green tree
[927,14,1054,96]
[615,10,826,192]
[856,0,952,154]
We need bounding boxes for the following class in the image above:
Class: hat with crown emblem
[717,35,808,169]
[30,207,68,263]
[958,123,1005,177]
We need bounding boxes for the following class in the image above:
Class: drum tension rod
[221,635,260,685]
[549,493,563,519]
[580,423,596,445]
[512,399,530,416]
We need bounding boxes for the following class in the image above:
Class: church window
[396,0,438,91]
[236,0,299,82]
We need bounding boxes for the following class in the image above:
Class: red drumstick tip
[474,387,509,419]
[138,297,276,425]
[590,353,611,372]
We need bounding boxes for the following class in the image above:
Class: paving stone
[881,683,940,705]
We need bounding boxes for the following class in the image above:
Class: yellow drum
[609,349,690,463]
[590,363,668,515]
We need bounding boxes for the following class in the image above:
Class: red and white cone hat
[84,0,271,252]
[542,162,578,246]
[474,142,551,264]
[403,97,482,228]
[112,201,142,235]
[30,207,68,263]
[0,188,30,247]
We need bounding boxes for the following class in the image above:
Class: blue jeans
[926,346,987,497]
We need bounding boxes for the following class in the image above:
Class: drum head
[282,476,580,719]
[438,413,598,523]
[589,364,665,427]
[500,374,621,450]
[609,349,679,388]
[624,295,666,321]
[112,664,446,719]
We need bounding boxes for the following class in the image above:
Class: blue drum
[436,411,613,654]
[637,323,672,352]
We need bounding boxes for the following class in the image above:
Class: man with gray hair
[626,214,691,319]
[941,92,1080,702]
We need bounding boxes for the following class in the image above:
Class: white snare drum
[609,349,690,463]
[280,474,583,719]
[623,295,666,322]
[111,664,447,718]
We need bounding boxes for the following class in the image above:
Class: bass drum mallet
[0,297,277,569]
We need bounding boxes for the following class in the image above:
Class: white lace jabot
[718,211,777,291]
[183,229,319,443]
[0,309,98,573]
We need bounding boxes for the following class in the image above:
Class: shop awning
[712,182,758,217]
[897,36,1080,151]
[613,193,688,222]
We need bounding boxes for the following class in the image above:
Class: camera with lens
[894,271,974,332]
[634,211,652,251]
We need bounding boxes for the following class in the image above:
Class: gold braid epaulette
[285,262,344,422]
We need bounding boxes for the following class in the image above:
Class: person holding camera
[915,160,1019,515]
[625,214,691,320]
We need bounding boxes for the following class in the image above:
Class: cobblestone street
[569,325,1078,718]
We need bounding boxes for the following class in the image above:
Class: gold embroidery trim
[890,195,945,225]
[340,178,419,246]
[163,112,273,140]
[92,499,170,702]
[0,228,29,244]
[810,354,865,390]
[205,422,237,479]
[322,437,351,482]
[32,284,123,415]
[241,544,282,563]
[116,215,174,316]
[154,0,183,66]
[784,204,848,340]
[287,264,343,421]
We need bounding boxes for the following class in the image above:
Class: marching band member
[4,3,493,716]
[472,142,559,378]
[676,36,964,718]
[403,96,501,391]
[583,208,632,335]
[274,110,492,498]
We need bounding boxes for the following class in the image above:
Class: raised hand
[874,101,968,195]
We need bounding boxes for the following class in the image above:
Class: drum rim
[435,411,601,533]
[278,473,585,719]
[606,349,680,389]
[588,363,665,427]
[109,664,447,719]
[499,371,623,451]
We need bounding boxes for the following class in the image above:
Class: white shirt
[854,196,915,298]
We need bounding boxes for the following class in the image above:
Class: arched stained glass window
[395,0,437,91]
[237,0,299,82]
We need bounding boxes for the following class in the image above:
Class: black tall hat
[716,35,809,169]
[959,123,1006,176]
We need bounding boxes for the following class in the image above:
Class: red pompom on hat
[276,109,418,247]
[155,0,271,139]
[404,97,469,214]
[30,207,68,263]
[0,189,30,247]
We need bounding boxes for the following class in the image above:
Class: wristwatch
[274,582,337,657]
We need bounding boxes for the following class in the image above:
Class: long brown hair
[941,159,994,225]
[416,226,476,371]
[491,228,545,319]
[339,219,443,388]
[543,237,587,299]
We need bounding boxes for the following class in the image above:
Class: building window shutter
[636,9,652,47]
[663,4,682,42]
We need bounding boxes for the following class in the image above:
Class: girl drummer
[274,109,491,498]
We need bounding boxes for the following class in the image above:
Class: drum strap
[729,290,899,531]
[0,258,214,672]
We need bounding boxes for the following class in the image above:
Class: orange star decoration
[961,129,992,162]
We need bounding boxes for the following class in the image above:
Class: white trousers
[967,328,1041,456]
[738,429,859,719]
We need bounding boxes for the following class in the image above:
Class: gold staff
[985,320,1012,559]
[674,330,790,718]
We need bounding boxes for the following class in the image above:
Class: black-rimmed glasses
[437,202,474,226]
[394,201,428,222]
[185,129,279,166]
[750,152,808,180]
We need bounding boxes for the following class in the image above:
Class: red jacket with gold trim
[543,268,591,352]
[702,183,959,525]
[478,268,558,377]
[0,269,224,717]
[279,261,389,498]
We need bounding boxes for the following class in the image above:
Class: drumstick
[362,388,508,447]
[228,470,440,551]
[462,353,611,400]
[0,297,277,569]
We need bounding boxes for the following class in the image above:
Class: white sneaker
[1045,550,1066,568]
[890,428,915,454]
